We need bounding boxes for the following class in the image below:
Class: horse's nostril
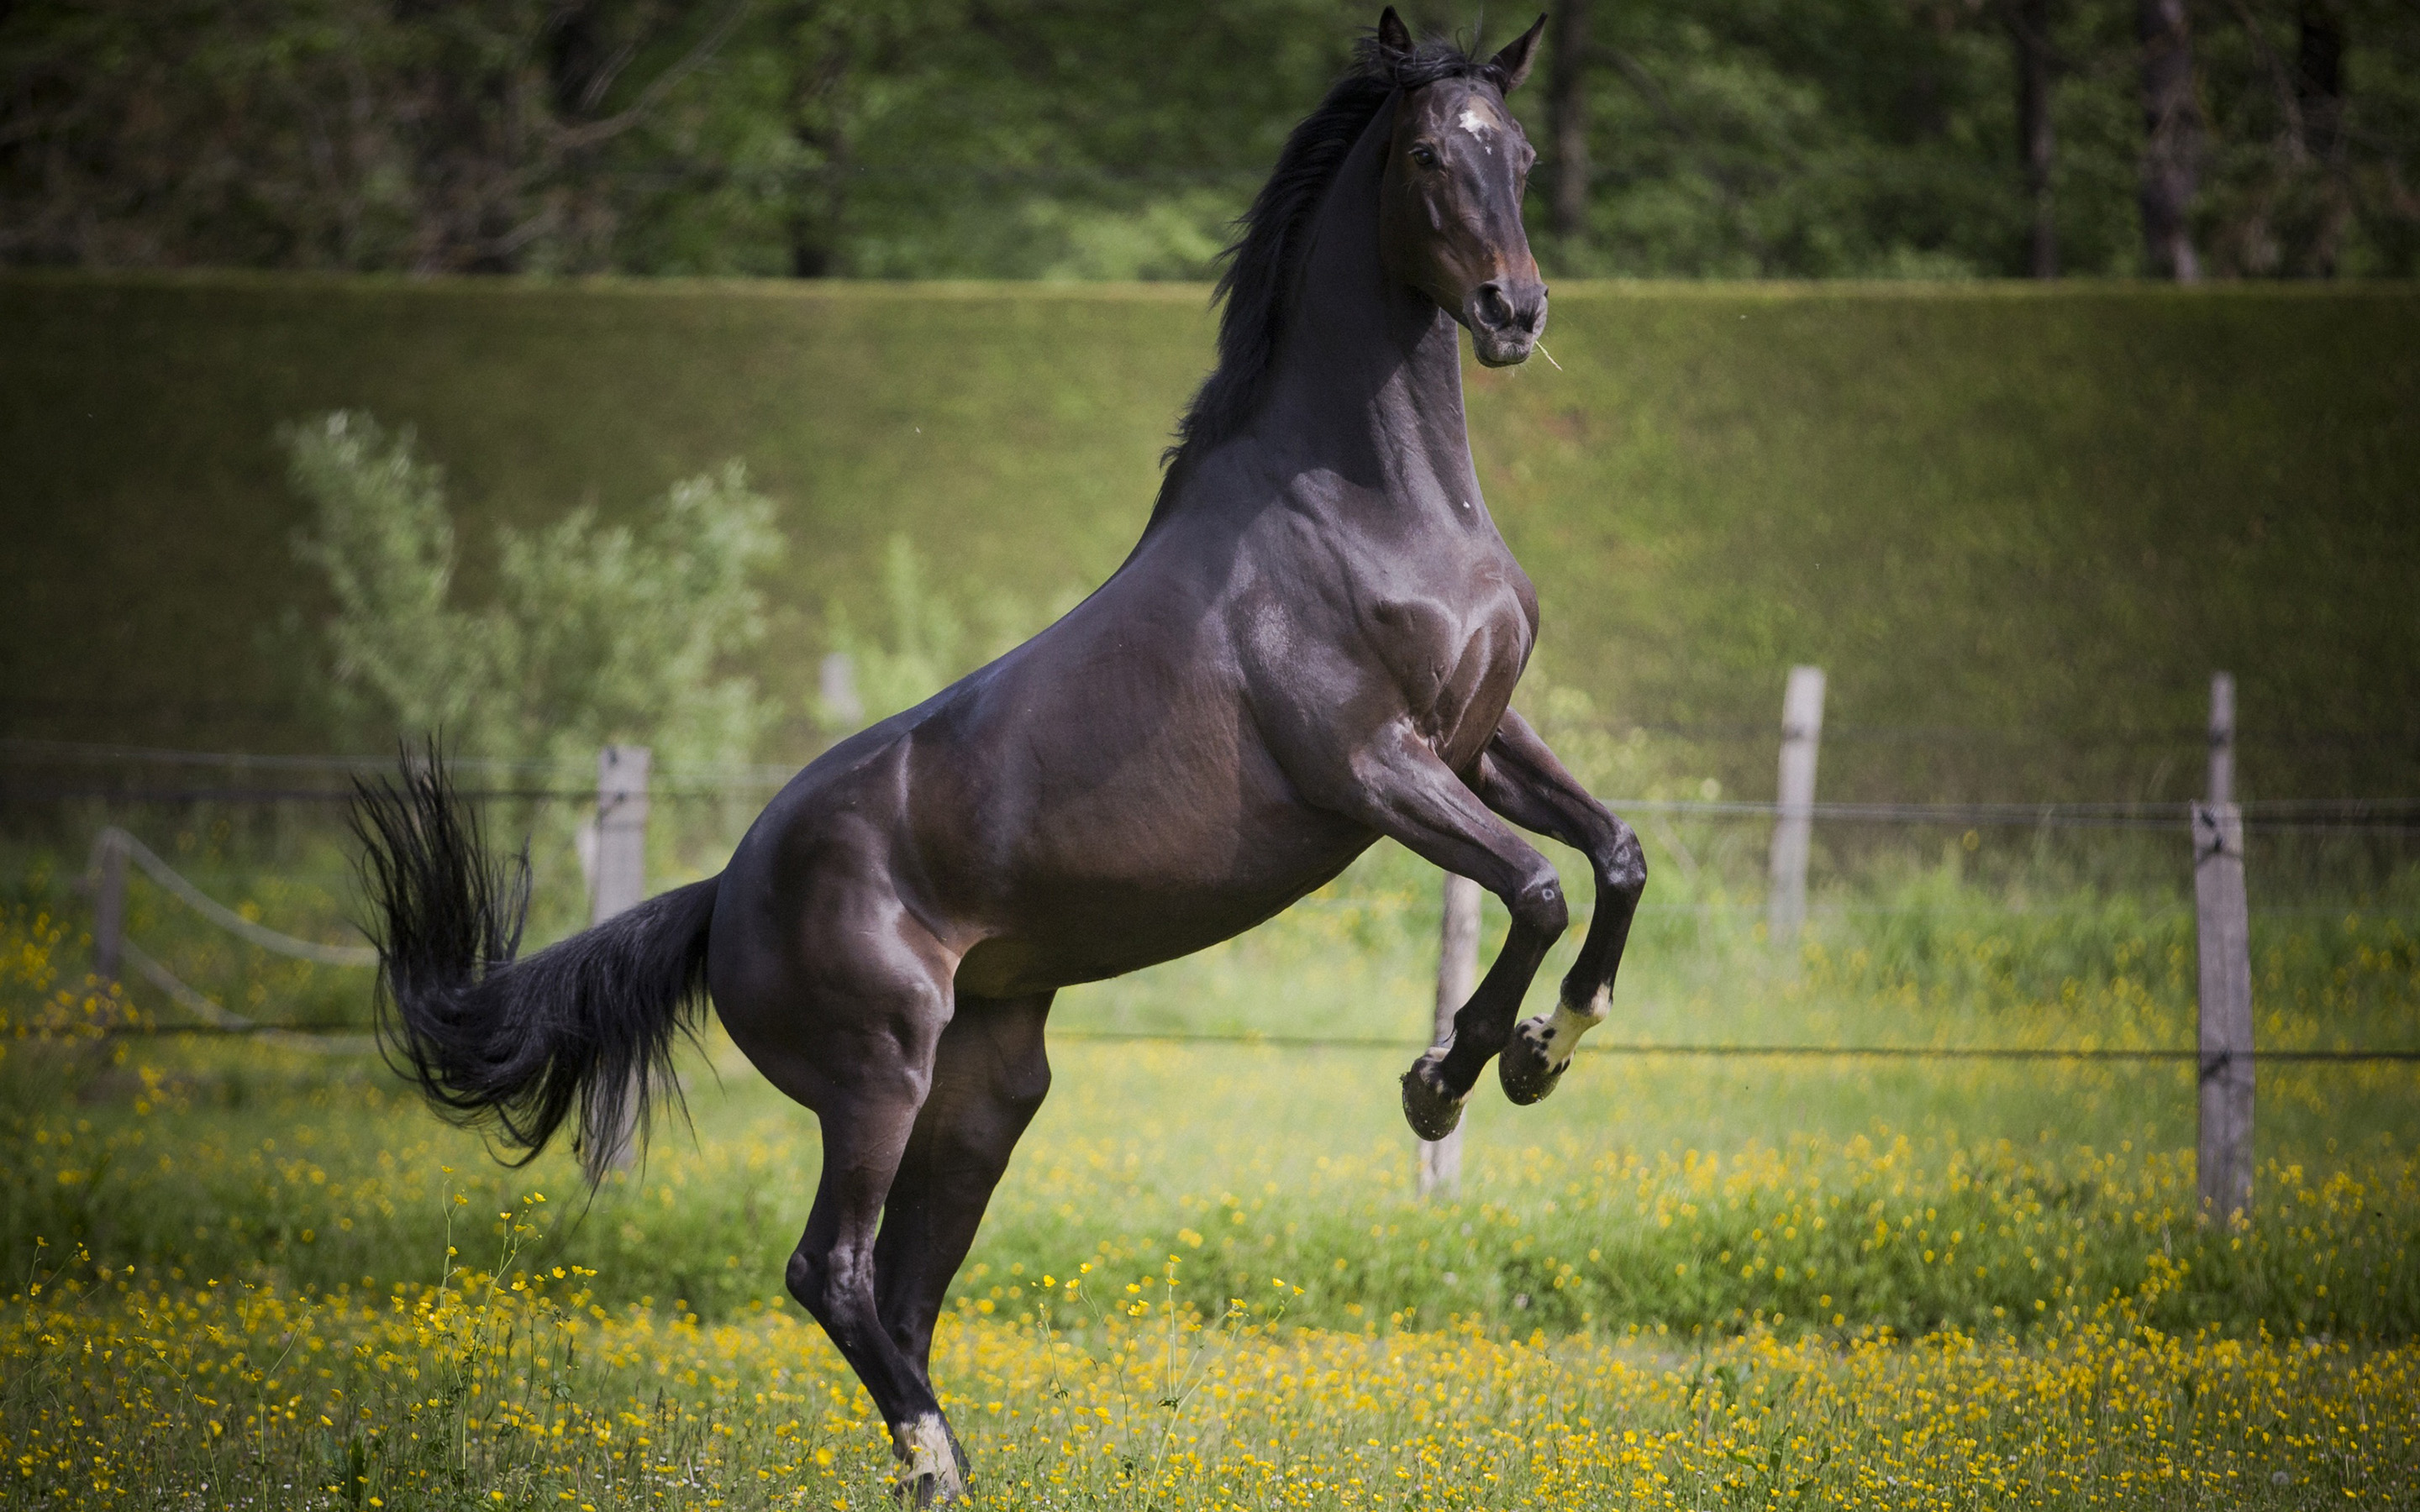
[1476,284,1515,329]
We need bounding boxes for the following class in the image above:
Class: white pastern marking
[1541,989,1611,1068]
[897,1415,962,1499]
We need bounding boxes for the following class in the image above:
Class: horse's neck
[1251,108,1478,509]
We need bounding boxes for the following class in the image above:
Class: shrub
[284,410,784,779]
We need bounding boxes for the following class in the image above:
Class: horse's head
[1375,9,1549,368]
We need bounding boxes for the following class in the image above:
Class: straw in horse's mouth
[1535,341,1564,371]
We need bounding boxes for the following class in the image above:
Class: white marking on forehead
[1456,104,1496,138]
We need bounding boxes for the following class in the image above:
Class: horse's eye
[1409,144,1439,170]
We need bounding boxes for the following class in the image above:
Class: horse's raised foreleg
[871,993,1055,1468]
[1309,725,1570,1139]
[1468,709,1649,1104]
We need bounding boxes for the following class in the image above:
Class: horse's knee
[1599,820,1648,904]
[1508,867,1569,940]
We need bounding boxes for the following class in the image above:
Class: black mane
[1158,32,1505,480]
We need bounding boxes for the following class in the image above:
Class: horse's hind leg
[871,993,1054,1461]
[723,879,970,1502]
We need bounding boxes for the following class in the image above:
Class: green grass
[5,838,2417,1509]
[3,274,2416,803]
[8,827,2415,1336]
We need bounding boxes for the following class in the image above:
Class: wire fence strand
[25,738,2416,1062]
[1039,1029,2420,1063]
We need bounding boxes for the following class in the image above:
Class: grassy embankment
[3,274,2417,803]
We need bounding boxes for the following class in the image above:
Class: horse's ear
[1376,7,1413,62]
[1488,13,1548,92]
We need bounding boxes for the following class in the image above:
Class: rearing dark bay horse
[357,10,1644,1503]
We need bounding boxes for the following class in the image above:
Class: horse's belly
[951,810,1373,998]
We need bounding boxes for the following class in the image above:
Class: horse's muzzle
[1465,278,1547,368]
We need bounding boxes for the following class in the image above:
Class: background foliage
[284,409,783,774]
[3,0,2416,281]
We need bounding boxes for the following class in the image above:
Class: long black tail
[352,754,718,1184]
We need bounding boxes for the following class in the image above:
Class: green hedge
[3,273,2414,801]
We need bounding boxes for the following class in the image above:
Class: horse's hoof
[1498,1015,1569,1105]
[893,1414,968,1505]
[1402,1049,1466,1141]
[894,1462,967,1504]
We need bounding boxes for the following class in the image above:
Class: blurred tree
[0,0,740,271]
[2189,0,2420,277]
[1557,0,2024,278]
[2006,0,2062,276]
[1545,0,1592,245]
[284,411,784,773]
[2,0,2413,278]
[2137,0,2205,278]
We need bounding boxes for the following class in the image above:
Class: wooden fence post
[1767,666,1826,945]
[92,829,127,987]
[592,745,652,1169]
[2207,670,2234,807]
[1418,873,1481,1198]
[2194,801,2254,1224]
[592,745,652,927]
[820,652,865,729]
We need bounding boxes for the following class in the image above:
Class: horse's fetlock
[1451,1007,1512,1057]
[1560,982,1611,1026]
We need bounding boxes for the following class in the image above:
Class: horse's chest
[1365,562,1533,757]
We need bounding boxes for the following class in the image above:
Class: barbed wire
[109,1021,2420,1064]
[15,781,2417,833]
[76,836,2420,1062]
[37,734,2418,1058]
[1048,1030,2420,1063]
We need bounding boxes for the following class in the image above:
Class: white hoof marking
[896,1414,963,1504]
[1540,989,1610,1069]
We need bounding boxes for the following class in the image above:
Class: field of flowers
[11,1242,2417,1509]
[3,831,2417,1509]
